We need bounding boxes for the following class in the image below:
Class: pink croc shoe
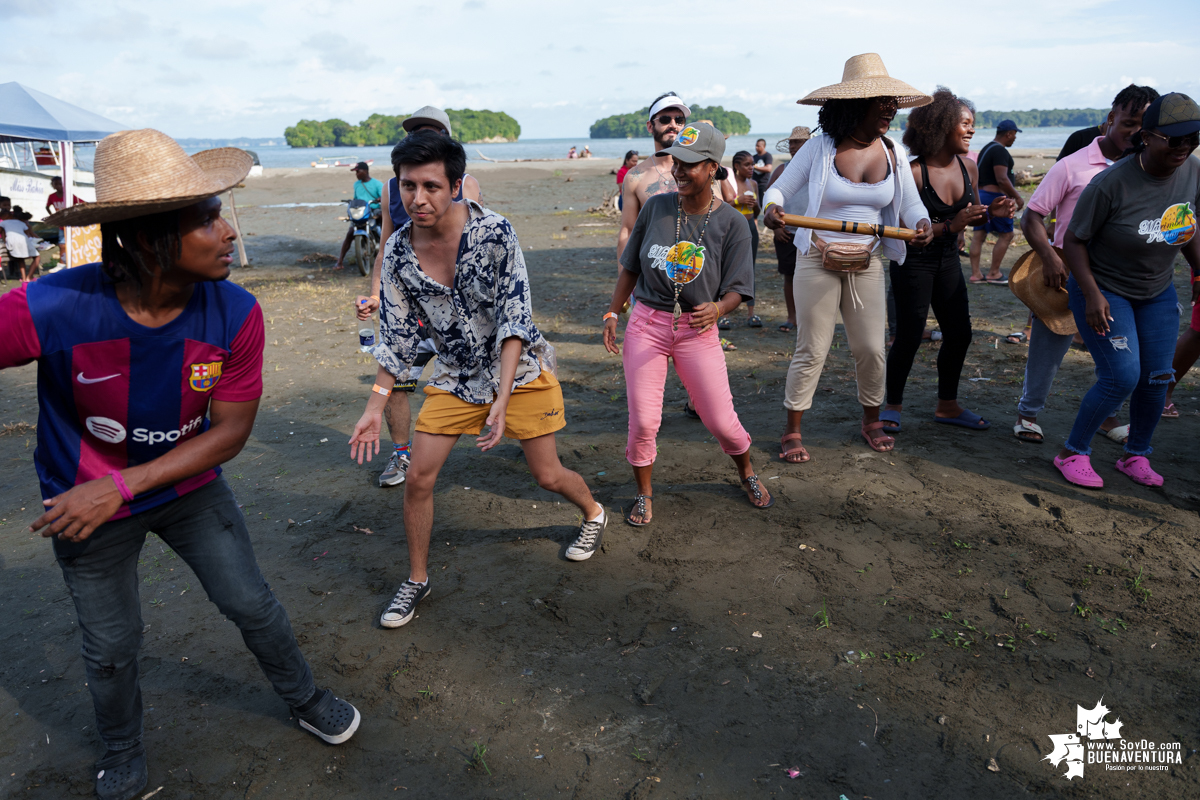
[1053,453,1104,489]
[1115,456,1163,487]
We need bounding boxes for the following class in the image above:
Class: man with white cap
[356,106,482,488]
[617,92,691,266]
[4,129,360,800]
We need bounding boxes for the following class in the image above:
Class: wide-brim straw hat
[1010,248,1077,335]
[45,129,252,227]
[776,126,812,152]
[798,53,931,109]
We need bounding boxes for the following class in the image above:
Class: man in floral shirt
[349,132,608,629]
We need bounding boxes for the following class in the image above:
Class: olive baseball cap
[656,121,725,164]
[403,106,453,137]
[1142,93,1200,137]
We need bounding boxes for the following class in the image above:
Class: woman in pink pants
[602,121,771,526]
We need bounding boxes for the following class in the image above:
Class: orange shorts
[415,371,566,440]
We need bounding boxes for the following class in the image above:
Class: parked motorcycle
[346,198,382,277]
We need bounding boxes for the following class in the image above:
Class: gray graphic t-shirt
[620,193,754,313]
[1069,155,1200,300]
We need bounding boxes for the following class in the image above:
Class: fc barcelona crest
[189,361,223,392]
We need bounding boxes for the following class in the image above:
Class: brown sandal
[741,475,774,509]
[779,433,809,463]
[861,420,895,452]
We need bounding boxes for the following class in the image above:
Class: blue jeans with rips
[1064,277,1179,457]
[52,477,315,752]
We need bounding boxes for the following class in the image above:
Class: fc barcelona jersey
[0,264,264,518]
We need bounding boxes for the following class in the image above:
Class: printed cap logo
[189,361,224,392]
[85,416,127,444]
[677,126,700,147]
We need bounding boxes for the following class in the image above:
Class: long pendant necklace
[671,188,715,331]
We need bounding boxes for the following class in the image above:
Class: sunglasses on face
[655,114,686,125]
[1145,129,1200,149]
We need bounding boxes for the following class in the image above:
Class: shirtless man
[616,92,690,267]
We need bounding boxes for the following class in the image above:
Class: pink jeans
[622,304,752,466]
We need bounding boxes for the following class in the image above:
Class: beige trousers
[784,249,886,411]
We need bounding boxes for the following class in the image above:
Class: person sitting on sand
[1014,84,1157,445]
[356,106,482,488]
[718,150,762,328]
[582,146,592,158]
[568,146,578,159]
[968,119,1024,285]
[4,129,360,800]
[763,53,934,462]
[880,88,1015,437]
[1053,93,1200,490]
[603,121,771,525]
[334,161,382,270]
[349,132,609,630]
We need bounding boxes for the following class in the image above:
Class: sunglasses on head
[655,114,686,125]
[1145,129,1200,149]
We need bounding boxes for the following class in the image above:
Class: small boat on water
[311,156,373,169]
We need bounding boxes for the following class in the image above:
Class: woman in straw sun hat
[3,129,360,800]
[763,53,934,463]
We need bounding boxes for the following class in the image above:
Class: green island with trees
[284,109,521,147]
[894,107,1107,129]
[590,105,751,138]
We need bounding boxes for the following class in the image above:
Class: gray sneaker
[379,450,410,487]
[566,507,607,562]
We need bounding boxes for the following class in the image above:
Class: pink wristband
[108,470,134,503]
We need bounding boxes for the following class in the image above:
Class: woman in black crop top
[879,89,1015,434]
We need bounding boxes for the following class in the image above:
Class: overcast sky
[4,0,1198,140]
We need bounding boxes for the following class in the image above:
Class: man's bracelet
[603,311,618,322]
[371,383,392,397]
[108,470,135,503]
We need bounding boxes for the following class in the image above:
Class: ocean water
[181,127,1076,169]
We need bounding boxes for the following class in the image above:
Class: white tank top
[815,146,894,248]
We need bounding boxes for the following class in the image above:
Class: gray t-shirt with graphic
[620,193,754,312]
[1069,155,1200,300]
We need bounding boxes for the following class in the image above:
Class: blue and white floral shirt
[371,200,554,405]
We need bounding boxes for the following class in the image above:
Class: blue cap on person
[1141,93,1200,137]
[996,119,1022,133]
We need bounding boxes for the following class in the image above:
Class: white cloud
[1,0,1197,138]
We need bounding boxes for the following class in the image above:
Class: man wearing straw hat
[2,129,361,800]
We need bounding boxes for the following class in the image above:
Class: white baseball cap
[648,94,691,119]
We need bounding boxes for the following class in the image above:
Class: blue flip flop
[934,409,990,430]
[879,409,902,434]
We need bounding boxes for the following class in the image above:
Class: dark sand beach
[2,154,1198,799]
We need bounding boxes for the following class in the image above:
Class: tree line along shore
[282,105,1111,148]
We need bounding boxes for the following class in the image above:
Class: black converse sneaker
[295,688,361,745]
[566,506,607,561]
[380,579,431,628]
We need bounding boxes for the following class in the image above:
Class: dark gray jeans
[53,476,315,751]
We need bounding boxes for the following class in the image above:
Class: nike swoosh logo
[77,372,121,384]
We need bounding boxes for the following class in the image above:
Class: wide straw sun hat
[798,53,931,108]
[1010,248,1077,336]
[776,126,812,152]
[45,129,253,228]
